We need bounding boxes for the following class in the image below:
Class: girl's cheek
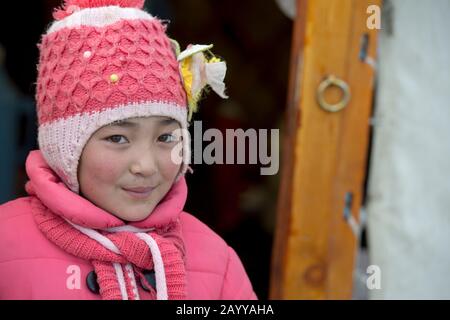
[96,161,121,183]
[159,148,182,179]
[84,147,124,184]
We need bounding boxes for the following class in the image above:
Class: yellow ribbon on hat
[180,58,195,114]
[171,41,228,121]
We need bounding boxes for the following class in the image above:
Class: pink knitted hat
[36,0,228,193]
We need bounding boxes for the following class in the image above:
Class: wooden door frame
[270,0,381,299]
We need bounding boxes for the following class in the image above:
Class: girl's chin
[114,206,155,222]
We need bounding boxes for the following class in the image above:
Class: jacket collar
[25,150,188,230]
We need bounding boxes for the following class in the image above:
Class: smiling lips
[122,186,155,199]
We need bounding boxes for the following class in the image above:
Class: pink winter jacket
[0,151,257,300]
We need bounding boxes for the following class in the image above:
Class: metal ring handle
[316,75,351,112]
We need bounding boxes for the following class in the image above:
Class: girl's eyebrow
[109,120,137,128]
[158,118,178,126]
[107,118,177,128]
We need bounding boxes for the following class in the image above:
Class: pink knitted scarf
[30,196,187,300]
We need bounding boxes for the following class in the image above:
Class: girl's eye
[106,135,128,144]
[158,133,178,143]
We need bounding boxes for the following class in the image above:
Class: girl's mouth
[122,186,154,199]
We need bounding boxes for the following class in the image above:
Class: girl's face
[78,116,183,222]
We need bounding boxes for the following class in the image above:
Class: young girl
[0,0,256,300]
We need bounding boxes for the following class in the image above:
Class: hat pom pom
[53,0,145,20]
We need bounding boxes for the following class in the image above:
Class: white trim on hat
[47,6,154,35]
[38,102,190,193]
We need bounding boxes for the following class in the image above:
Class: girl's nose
[129,151,157,177]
